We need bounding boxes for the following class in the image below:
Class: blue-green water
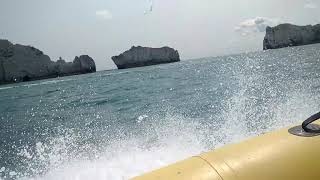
[1,44,320,180]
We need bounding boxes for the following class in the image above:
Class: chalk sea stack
[112,46,180,69]
[0,39,96,84]
[263,23,320,50]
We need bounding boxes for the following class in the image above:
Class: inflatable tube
[131,121,320,180]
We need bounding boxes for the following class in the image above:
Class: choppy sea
[1,44,320,180]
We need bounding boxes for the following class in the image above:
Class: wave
[0,86,15,91]
[22,79,74,88]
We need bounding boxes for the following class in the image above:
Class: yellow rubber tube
[131,122,320,180]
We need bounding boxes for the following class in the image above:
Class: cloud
[235,17,280,36]
[304,0,317,9]
[95,10,113,20]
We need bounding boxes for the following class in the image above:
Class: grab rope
[302,112,320,133]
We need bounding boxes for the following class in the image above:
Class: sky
[0,0,319,70]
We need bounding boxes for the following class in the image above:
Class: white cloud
[235,17,280,36]
[304,0,317,9]
[95,10,113,20]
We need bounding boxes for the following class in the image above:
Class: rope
[302,112,320,133]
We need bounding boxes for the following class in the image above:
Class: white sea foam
[102,71,130,77]
[22,79,73,88]
[40,79,73,85]
[136,115,148,123]
[0,86,14,90]
[11,76,319,180]
[17,115,209,180]
[15,90,318,180]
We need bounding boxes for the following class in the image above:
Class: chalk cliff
[0,40,96,84]
[263,24,320,50]
[50,56,96,76]
[112,46,180,69]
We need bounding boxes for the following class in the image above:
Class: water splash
[1,45,320,180]
[12,88,319,180]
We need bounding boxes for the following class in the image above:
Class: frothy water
[1,44,320,179]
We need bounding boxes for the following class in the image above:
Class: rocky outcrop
[0,39,96,84]
[50,56,96,76]
[112,46,180,69]
[263,24,320,50]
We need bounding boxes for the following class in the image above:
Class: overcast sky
[0,0,319,70]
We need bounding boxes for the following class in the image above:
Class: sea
[1,44,320,180]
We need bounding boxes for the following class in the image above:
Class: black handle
[302,112,320,133]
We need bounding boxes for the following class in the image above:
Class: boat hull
[131,123,320,180]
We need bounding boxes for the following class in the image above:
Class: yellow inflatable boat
[131,112,320,180]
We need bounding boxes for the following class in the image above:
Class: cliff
[112,46,180,69]
[263,24,320,50]
[0,39,96,84]
[50,56,96,76]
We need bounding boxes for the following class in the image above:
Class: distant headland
[112,46,180,69]
[0,39,96,84]
[263,23,320,50]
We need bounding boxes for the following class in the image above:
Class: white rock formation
[50,56,96,76]
[0,40,96,84]
[112,46,180,69]
[263,24,320,50]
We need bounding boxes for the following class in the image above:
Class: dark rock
[263,24,320,50]
[112,46,180,69]
[0,39,96,84]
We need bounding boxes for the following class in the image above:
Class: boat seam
[194,156,224,180]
